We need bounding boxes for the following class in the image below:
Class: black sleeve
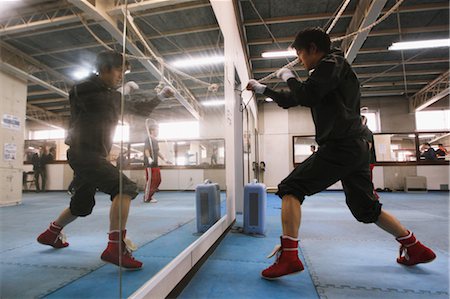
[263,87,298,109]
[263,56,347,109]
[124,92,162,116]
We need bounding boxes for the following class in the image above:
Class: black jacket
[65,76,161,156]
[264,49,364,146]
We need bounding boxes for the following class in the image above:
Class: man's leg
[262,194,304,280]
[343,166,436,267]
[101,193,142,269]
[41,170,47,192]
[376,209,436,265]
[376,209,408,237]
[37,207,76,248]
[281,194,301,238]
[109,194,131,231]
[262,147,344,280]
[34,171,40,192]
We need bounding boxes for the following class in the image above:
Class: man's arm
[121,83,174,116]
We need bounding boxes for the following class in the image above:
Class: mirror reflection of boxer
[247,27,435,280]
[143,123,172,203]
[37,51,173,270]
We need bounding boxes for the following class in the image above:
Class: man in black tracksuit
[37,51,173,269]
[247,28,435,280]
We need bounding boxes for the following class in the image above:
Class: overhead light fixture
[261,50,296,58]
[72,69,92,80]
[388,38,450,51]
[265,97,273,102]
[202,99,225,107]
[171,55,224,68]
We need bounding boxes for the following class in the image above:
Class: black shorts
[67,149,139,216]
[276,138,382,223]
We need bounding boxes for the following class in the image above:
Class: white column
[0,70,27,206]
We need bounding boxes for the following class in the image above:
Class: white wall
[0,71,27,206]
[259,103,291,187]
[258,96,449,191]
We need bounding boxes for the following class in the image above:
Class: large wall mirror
[2,1,229,298]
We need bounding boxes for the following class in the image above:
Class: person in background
[31,146,52,192]
[143,124,172,203]
[420,143,437,161]
[37,51,173,270]
[361,115,379,199]
[246,27,436,281]
[310,145,316,154]
[436,143,447,157]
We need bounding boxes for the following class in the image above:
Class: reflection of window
[159,121,199,139]
[113,123,129,142]
[416,110,450,130]
[29,129,65,140]
[293,136,317,164]
[172,139,225,167]
[374,134,416,162]
[417,133,449,161]
[361,112,379,132]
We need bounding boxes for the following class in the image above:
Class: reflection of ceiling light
[72,69,91,80]
[389,39,450,50]
[171,55,224,68]
[202,100,225,107]
[265,97,273,102]
[261,50,296,58]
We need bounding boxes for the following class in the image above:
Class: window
[30,129,65,140]
[416,110,450,131]
[374,134,416,162]
[113,123,130,142]
[361,112,379,132]
[293,136,318,164]
[159,121,199,139]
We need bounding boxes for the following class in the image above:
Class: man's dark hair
[95,51,129,73]
[423,142,431,146]
[291,27,331,53]
[438,143,443,146]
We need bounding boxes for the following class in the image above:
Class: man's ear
[309,43,318,54]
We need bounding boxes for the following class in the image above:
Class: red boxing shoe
[261,236,304,280]
[101,230,143,270]
[396,231,436,266]
[37,222,69,248]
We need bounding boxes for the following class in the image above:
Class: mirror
[2,1,227,298]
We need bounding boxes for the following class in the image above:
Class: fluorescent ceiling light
[388,38,450,51]
[202,100,225,107]
[261,50,296,58]
[72,69,92,80]
[265,97,273,102]
[171,55,224,68]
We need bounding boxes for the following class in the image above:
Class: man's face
[100,66,124,88]
[151,128,159,137]
[296,44,322,71]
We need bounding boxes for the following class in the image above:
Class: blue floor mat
[179,192,449,299]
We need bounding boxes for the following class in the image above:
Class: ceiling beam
[107,0,198,15]
[67,0,201,120]
[28,98,68,104]
[342,0,388,64]
[247,25,449,46]
[0,62,68,98]
[252,58,448,74]
[242,2,448,27]
[411,70,450,111]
